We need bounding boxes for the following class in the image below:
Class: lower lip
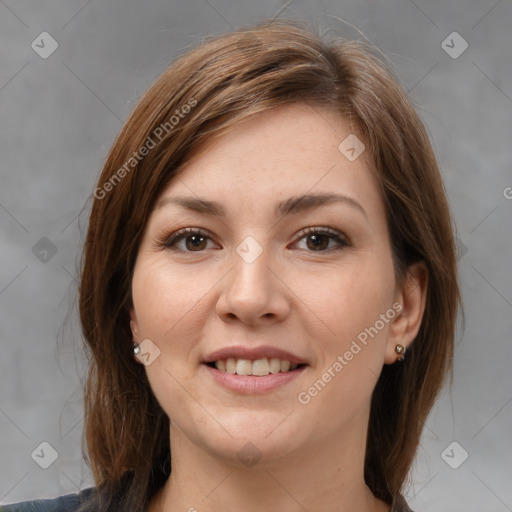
[203,364,307,394]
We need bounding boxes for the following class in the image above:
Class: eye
[156,226,350,253]
[292,227,350,252]
[158,227,217,252]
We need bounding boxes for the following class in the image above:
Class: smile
[203,359,308,394]
[207,357,306,376]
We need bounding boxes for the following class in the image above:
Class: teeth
[236,359,252,376]
[252,358,270,376]
[225,358,236,374]
[214,357,302,376]
[269,358,281,373]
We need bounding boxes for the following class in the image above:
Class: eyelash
[155,226,350,253]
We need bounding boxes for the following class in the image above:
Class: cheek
[292,256,396,417]
[131,258,212,342]
[295,266,394,432]
[294,257,396,349]
[131,260,209,428]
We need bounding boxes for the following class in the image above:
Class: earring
[395,344,406,361]
[133,342,141,355]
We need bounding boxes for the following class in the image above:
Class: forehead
[155,103,384,222]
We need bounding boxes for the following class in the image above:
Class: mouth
[202,345,309,393]
[204,357,308,376]
[203,359,308,394]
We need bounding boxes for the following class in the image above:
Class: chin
[196,414,307,467]
[211,437,302,469]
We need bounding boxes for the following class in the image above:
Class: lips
[202,344,309,393]
[203,345,307,366]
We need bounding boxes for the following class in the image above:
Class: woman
[2,18,461,512]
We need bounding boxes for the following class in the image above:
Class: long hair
[77,19,462,511]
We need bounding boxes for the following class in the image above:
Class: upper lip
[203,345,308,365]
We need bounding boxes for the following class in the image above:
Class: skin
[129,102,428,512]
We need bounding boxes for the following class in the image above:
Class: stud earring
[395,344,406,361]
[133,342,140,355]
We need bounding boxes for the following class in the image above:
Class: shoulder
[0,487,95,512]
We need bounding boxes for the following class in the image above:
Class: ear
[384,261,428,364]
[129,308,141,343]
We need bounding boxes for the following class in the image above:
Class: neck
[149,415,390,512]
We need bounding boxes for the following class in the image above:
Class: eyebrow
[155,192,368,220]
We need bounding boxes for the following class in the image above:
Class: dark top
[1,488,414,511]
[0,488,95,512]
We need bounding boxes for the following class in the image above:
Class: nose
[215,242,291,326]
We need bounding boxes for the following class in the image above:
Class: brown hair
[77,18,462,512]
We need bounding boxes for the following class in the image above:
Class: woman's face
[130,102,404,466]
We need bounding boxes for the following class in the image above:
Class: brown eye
[183,234,208,251]
[159,226,349,254]
[305,233,330,251]
[294,227,349,252]
[161,228,215,252]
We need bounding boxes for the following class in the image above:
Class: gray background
[1,0,511,510]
